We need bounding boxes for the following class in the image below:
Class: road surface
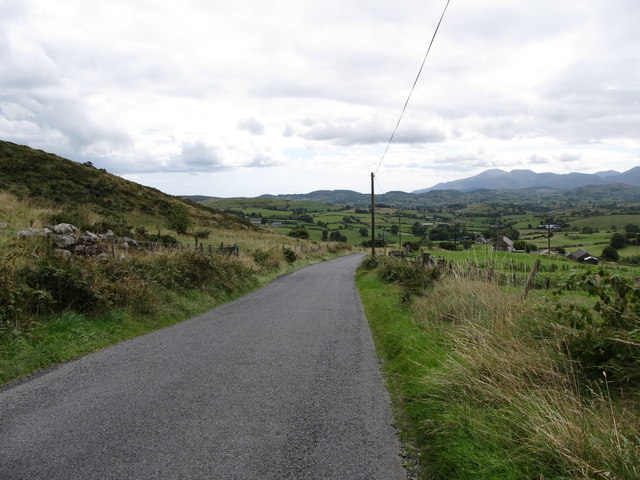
[0,254,405,479]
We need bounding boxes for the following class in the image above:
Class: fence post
[521,259,541,301]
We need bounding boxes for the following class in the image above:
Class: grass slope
[0,139,251,233]
[357,257,640,479]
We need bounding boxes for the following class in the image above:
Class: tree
[329,230,347,242]
[358,227,368,237]
[514,240,527,251]
[390,224,399,235]
[165,204,191,235]
[610,232,626,249]
[601,245,620,262]
[288,227,309,239]
[321,230,328,241]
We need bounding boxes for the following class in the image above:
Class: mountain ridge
[412,167,640,193]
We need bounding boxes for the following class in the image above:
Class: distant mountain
[260,190,371,205]
[181,195,218,203]
[412,167,640,193]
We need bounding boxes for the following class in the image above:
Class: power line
[374,0,452,176]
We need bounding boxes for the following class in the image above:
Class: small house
[494,236,514,252]
[566,248,599,265]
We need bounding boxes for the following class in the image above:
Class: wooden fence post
[521,259,541,301]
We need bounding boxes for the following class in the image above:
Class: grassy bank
[0,237,354,386]
[357,256,640,479]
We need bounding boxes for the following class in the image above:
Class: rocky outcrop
[18,223,138,258]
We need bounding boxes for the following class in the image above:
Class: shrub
[283,248,297,263]
[360,255,379,270]
[601,245,619,262]
[377,257,443,301]
[439,241,456,251]
[252,248,281,271]
[554,271,640,385]
[329,230,347,242]
[610,232,626,249]
[288,228,309,239]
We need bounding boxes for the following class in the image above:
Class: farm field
[199,195,640,268]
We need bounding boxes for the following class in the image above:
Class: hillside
[214,184,640,210]
[0,140,252,233]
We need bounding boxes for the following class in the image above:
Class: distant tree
[288,227,309,239]
[321,230,328,241]
[611,232,626,249]
[358,227,368,237]
[514,240,527,251]
[601,245,620,262]
[411,222,427,236]
[390,224,399,235]
[329,230,347,242]
[295,214,313,223]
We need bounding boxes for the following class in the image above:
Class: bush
[439,241,456,251]
[1,248,256,331]
[252,249,281,271]
[288,228,309,239]
[329,230,347,242]
[610,232,626,249]
[377,257,443,301]
[601,245,619,262]
[554,271,640,385]
[360,255,379,270]
[283,248,297,263]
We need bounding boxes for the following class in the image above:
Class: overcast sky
[1,0,639,197]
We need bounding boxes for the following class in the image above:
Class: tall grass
[358,258,640,479]
[0,229,354,385]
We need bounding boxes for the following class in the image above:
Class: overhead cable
[374,0,452,176]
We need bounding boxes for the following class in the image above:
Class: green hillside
[0,140,251,234]
[0,141,354,386]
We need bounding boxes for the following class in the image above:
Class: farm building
[475,234,488,244]
[566,248,599,265]
[494,236,514,252]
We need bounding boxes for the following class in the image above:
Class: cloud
[178,141,227,171]
[238,117,265,135]
[1,0,639,196]
[528,154,548,165]
[246,154,281,168]
[299,117,446,146]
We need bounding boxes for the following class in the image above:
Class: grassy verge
[0,240,355,386]
[357,257,640,480]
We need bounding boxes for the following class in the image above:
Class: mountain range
[412,167,640,193]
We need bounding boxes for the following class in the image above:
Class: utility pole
[370,172,376,257]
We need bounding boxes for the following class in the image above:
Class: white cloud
[0,0,638,195]
[238,118,265,135]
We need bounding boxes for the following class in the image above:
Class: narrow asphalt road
[0,254,406,480]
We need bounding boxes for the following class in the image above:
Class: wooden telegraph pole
[370,172,376,257]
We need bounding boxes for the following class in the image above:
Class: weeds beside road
[0,237,354,385]
[357,255,640,480]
